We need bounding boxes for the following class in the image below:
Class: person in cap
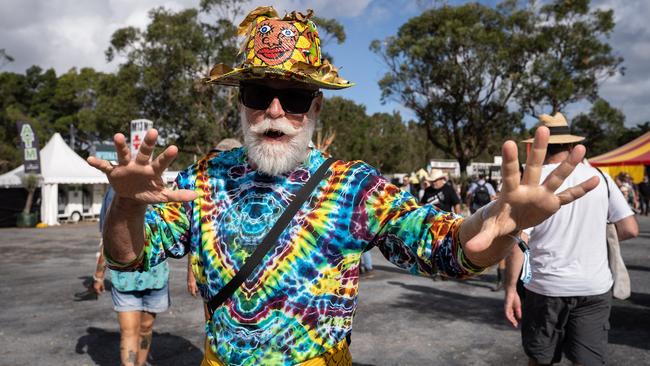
[89,7,599,366]
[421,169,461,214]
[503,113,639,366]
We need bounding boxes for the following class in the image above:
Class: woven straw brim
[203,66,354,90]
[522,134,585,144]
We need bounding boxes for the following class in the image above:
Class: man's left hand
[462,127,599,266]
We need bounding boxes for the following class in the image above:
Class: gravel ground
[0,216,648,365]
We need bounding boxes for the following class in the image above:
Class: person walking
[466,173,497,214]
[88,7,598,365]
[92,186,170,366]
[420,169,462,214]
[638,174,650,215]
[503,113,639,366]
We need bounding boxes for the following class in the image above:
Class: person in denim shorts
[93,187,170,366]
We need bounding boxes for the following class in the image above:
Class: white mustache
[248,118,300,136]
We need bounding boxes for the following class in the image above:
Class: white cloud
[593,0,650,125]
[247,0,372,18]
[0,0,372,74]
[1,0,648,126]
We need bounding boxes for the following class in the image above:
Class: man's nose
[265,97,285,119]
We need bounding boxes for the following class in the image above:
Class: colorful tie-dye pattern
[133,147,483,365]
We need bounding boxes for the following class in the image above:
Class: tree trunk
[23,188,35,215]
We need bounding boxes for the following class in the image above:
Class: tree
[372,0,623,174]
[313,16,346,63]
[617,122,650,148]
[0,49,14,70]
[517,0,623,115]
[21,174,39,215]
[105,3,243,166]
[572,98,625,157]
[371,2,529,174]
[320,97,441,174]
[0,67,56,173]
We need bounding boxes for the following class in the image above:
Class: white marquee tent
[0,133,108,225]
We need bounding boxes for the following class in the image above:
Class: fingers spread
[556,176,600,206]
[522,126,549,185]
[135,129,159,165]
[166,189,198,203]
[151,145,178,175]
[114,133,131,165]
[501,140,521,193]
[87,156,114,175]
[542,145,586,192]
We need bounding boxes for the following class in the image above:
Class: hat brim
[203,65,354,90]
[522,134,585,144]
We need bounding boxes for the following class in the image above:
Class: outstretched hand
[462,127,600,264]
[87,129,197,204]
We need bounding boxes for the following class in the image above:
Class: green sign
[16,121,41,174]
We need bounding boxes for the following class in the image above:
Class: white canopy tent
[0,133,107,225]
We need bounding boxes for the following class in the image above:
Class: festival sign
[16,121,41,174]
[130,119,153,158]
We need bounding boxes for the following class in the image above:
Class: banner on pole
[16,121,41,174]
[130,119,153,158]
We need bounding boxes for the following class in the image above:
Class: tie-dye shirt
[129,147,483,365]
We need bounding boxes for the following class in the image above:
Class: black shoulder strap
[207,157,335,317]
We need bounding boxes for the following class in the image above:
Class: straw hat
[426,169,447,181]
[203,6,353,90]
[409,172,420,184]
[522,112,585,144]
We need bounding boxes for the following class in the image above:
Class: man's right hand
[87,129,197,205]
[92,278,105,294]
[504,288,522,328]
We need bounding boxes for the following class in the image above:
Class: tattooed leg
[118,311,141,366]
[136,312,156,366]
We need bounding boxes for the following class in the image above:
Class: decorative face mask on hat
[254,20,299,65]
[203,6,352,90]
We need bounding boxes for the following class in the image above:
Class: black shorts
[521,289,611,365]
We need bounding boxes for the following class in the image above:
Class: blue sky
[2,0,649,126]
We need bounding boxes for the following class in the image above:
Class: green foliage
[105,4,243,167]
[573,100,650,157]
[573,98,625,156]
[313,16,346,63]
[320,97,440,174]
[617,122,650,147]
[372,0,623,173]
[517,0,623,115]
[372,2,527,173]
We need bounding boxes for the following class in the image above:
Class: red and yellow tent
[589,131,650,183]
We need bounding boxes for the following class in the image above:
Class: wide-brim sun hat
[426,169,447,182]
[522,112,585,144]
[203,6,353,90]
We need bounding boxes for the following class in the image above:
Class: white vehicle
[57,185,103,222]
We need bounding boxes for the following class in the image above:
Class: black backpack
[472,182,491,207]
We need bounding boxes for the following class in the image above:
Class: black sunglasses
[239,83,320,114]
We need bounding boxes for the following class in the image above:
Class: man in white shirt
[503,113,639,366]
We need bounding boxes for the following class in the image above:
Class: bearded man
[88,7,599,366]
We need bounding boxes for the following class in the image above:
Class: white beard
[241,111,315,176]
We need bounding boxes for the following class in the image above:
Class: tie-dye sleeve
[355,165,485,279]
[139,169,195,271]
